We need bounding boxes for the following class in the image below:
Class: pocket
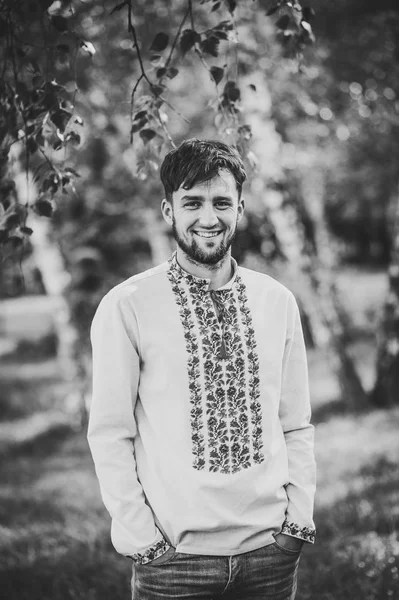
[272,539,302,556]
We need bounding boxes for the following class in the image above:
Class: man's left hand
[274,533,304,552]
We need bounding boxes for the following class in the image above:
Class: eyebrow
[181,195,234,202]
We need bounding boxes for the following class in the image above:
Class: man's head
[160,139,247,266]
[160,138,247,202]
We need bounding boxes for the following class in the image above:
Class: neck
[175,247,233,290]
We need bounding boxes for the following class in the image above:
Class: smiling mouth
[193,231,223,238]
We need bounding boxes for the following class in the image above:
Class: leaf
[131,117,148,133]
[302,6,316,22]
[214,20,234,31]
[226,0,236,13]
[276,14,290,30]
[223,80,240,102]
[50,108,72,132]
[80,41,96,56]
[200,36,220,57]
[74,116,83,126]
[150,32,169,52]
[156,67,167,79]
[51,15,68,31]
[212,2,221,11]
[140,129,157,144]
[5,213,20,229]
[266,2,280,16]
[35,199,53,217]
[167,67,179,79]
[20,226,33,236]
[210,66,224,85]
[151,84,165,96]
[180,29,201,55]
[134,110,147,121]
[65,131,81,145]
[213,30,228,40]
[248,84,257,91]
[64,167,81,177]
[110,1,128,15]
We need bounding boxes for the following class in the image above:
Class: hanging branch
[125,0,189,147]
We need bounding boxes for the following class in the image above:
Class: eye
[215,201,231,209]
[184,201,200,209]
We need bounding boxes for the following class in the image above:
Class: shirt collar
[169,252,238,292]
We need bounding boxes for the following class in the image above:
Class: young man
[88,139,316,600]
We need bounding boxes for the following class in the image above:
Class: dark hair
[160,138,247,201]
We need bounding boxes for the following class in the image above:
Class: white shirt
[88,255,316,564]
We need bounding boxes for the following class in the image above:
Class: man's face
[161,169,244,266]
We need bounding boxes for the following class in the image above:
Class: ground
[0,267,398,600]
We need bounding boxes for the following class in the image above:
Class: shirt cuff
[281,519,316,544]
[130,537,171,564]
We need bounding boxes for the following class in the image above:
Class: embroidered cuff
[130,538,171,564]
[281,519,316,544]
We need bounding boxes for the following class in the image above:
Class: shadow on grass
[0,540,131,600]
[1,423,73,460]
[311,397,377,425]
[0,378,60,421]
[0,496,66,529]
[312,397,348,424]
[298,455,399,600]
[1,425,399,599]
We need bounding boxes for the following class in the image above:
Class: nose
[198,203,219,228]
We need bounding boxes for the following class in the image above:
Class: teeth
[195,231,221,238]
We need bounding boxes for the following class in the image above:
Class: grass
[1,363,398,600]
[1,269,398,599]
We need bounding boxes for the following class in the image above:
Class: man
[88,139,316,600]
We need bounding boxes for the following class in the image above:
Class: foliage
[0,0,315,253]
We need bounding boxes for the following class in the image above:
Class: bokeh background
[1,1,399,598]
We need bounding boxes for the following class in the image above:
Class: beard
[172,218,237,266]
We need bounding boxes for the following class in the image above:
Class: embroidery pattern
[168,266,206,471]
[281,519,316,544]
[237,279,264,464]
[167,257,264,474]
[131,538,171,564]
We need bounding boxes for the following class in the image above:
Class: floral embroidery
[131,537,171,564]
[168,266,206,470]
[167,255,264,474]
[236,279,264,464]
[281,519,316,544]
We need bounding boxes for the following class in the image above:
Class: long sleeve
[279,293,316,544]
[87,290,171,563]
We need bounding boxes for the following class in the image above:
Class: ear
[161,198,173,226]
[237,197,245,223]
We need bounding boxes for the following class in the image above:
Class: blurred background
[1,0,399,598]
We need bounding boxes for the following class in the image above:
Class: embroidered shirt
[88,255,316,564]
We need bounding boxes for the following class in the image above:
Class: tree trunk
[299,166,368,410]
[11,155,87,428]
[242,76,367,409]
[372,188,399,406]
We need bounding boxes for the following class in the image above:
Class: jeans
[131,540,301,600]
